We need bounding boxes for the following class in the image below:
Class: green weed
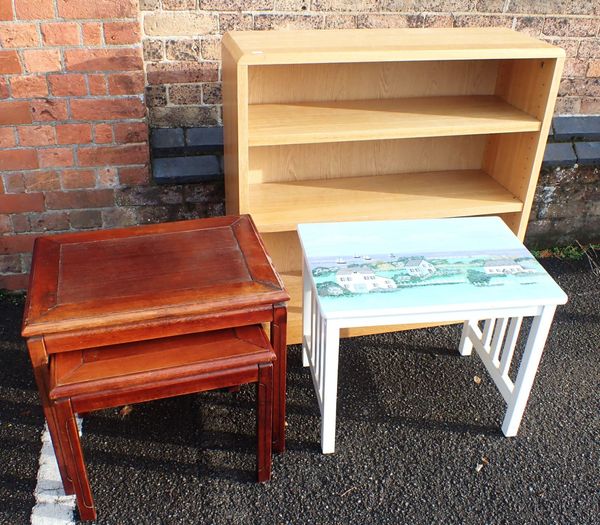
[532,243,600,260]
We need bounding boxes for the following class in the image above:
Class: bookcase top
[223,27,565,65]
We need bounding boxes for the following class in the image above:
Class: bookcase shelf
[249,170,523,233]
[248,96,541,147]
[222,28,565,344]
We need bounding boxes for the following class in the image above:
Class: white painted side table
[297,217,567,454]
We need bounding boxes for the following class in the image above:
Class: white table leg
[502,305,557,437]
[499,316,523,377]
[302,256,312,367]
[458,320,476,356]
[320,318,341,454]
[482,318,496,348]
[490,317,508,365]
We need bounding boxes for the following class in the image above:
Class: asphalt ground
[0,257,598,524]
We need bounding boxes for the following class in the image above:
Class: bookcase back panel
[248,61,498,104]
[248,136,487,184]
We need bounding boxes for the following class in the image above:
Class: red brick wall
[1,0,599,290]
[0,0,150,289]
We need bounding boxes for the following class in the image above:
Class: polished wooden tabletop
[23,215,289,337]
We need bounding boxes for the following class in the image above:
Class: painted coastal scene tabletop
[297,217,567,319]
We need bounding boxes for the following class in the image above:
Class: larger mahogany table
[22,215,289,520]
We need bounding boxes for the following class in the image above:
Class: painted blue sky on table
[298,217,567,315]
[298,217,528,260]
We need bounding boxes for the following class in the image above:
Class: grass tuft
[533,243,599,276]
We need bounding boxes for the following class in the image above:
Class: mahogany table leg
[54,399,96,522]
[257,362,273,482]
[44,405,75,495]
[26,339,75,495]
[270,304,287,453]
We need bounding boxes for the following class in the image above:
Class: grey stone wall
[140,1,600,128]
[109,181,225,226]
[526,166,600,248]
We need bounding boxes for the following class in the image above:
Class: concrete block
[153,155,222,184]
[185,126,223,149]
[151,128,184,149]
[553,116,600,142]
[575,142,600,167]
[542,142,577,168]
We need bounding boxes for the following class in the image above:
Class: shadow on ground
[0,259,598,524]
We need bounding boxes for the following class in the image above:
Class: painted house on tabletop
[483,259,532,275]
[404,257,437,278]
[335,268,396,294]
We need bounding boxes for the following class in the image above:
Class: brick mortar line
[0,17,139,25]
[0,142,148,153]
[77,20,85,46]
[1,162,148,180]
[59,48,66,79]
[2,192,138,204]
[82,71,91,96]
[1,69,145,79]
[138,10,600,18]
[0,42,144,51]
[6,73,144,88]
[137,6,600,15]
[3,11,599,25]
[1,162,148,174]
[8,0,16,24]
[1,94,146,104]
[0,149,148,163]
[0,158,148,180]
[138,23,600,40]
[38,121,148,133]
[140,34,600,41]
[0,120,148,131]
[0,126,148,140]
[146,59,220,64]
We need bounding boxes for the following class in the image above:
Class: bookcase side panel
[484,57,564,238]
[222,47,249,214]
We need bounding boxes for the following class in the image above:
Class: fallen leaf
[474,375,482,384]
[475,463,484,473]
[482,456,489,465]
[119,405,133,419]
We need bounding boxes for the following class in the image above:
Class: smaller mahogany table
[22,215,289,521]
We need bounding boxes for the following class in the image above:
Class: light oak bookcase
[222,28,565,344]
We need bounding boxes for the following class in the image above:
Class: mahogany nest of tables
[22,215,289,521]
